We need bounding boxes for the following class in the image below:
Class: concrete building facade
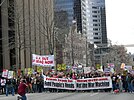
[0,0,54,71]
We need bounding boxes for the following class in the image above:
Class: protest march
[0,54,134,95]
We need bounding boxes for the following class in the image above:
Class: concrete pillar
[1,0,10,69]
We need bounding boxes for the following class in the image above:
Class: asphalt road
[0,92,133,100]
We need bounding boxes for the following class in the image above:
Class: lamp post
[71,20,76,66]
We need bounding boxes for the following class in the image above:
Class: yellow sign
[96,64,101,69]
[61,64,66,70]
[28,68,33,75]
[37,66,43,73]
[57,64,66,71]
[57,64,62,71]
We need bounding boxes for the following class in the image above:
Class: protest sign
[2,69,8,78]
[8,71,14,79]
[32,54,55,66]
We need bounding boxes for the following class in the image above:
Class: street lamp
[71,20,76,66]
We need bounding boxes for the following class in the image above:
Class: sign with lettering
[44,78,76,90]
[76,77,112,90]
[44,77,112,90]
[32,54,55,66]
[57,64,66,71]
[2,69,8,78]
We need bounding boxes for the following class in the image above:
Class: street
[0,92,133,100]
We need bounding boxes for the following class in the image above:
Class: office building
[0,0,54,71]
[87,0,107,45]
[54,0,88,34]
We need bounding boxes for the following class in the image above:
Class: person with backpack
[17,78,28,100]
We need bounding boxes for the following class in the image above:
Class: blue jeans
[131,80,134,92]
[6,86,14,96]
[32,84,37,93]
[128,82,133,92]
[21,94,27,100]
[112,83,118,91]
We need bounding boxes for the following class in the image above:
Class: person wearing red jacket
[17,78,28,100]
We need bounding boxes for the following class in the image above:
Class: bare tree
[103,45,133,71]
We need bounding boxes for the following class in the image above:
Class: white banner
[32,54,55,66]
[84,67,91,74]
[76,77,112,90]
[44,78,76,90]
[44,77,112,90]
[125,66,132,71]
[8,71,14,79]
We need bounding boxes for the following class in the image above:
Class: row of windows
[94,33,98,35]
[92,6,99,9]
[94,37,101,39]
[93,28,101,31]
[93,24,100,26]
[93,19,100,22]
[94,41,101,44]
[92,11,100,13]
[92,15,100,18]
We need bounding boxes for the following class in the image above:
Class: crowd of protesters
[111,72,134,93]
[0,70,134,95]
[0,72,44,96]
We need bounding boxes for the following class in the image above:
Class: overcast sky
[105,0,134,54]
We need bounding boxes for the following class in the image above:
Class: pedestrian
[126,73,133,93]
[17,78,28,100]
[0,77,6,94]
[5,78,15,96]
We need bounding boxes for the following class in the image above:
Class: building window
[94,33,98,35]
[92,6,98,9]
[93,28,98,31]
[92,11,97,13]
[93,24,98,26]
[92,15,97,18]
[93,19,97,22]
[94,37,99,39]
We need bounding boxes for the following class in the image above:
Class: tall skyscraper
[54,0,88,34]
[87,0,107,46]
[54,0,108,67]
[54,0,107,45]
[54,0,74,26]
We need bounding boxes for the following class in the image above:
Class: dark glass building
[54,0,74,25]
[54,0,83,33]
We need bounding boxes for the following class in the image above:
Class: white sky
[105,0,134,54]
